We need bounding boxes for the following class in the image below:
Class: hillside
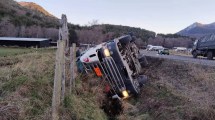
[18,2,55,17]
[0,0,155,45]
[75,24,156,46]
[0,0,59,40]
[177,22,215,38]
[148,34,194,48]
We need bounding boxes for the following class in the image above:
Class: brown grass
[1,49,215,120]
[61,74,108,120]
[122,56,215,120]
[0,50,55,120]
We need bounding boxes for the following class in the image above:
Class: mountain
[18,2,55,17]
[0,0,155,44]
[0,0,59,40]
[177,22,215,38]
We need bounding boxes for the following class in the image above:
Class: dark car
[158,48,169,55]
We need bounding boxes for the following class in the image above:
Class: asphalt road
[140,50,215,67]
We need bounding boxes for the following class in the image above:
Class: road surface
[140,50,215,67]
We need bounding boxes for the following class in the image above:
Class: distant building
[0,37,50,48]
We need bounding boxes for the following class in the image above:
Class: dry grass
[0,47,108,120]
[61,74,108,120]
[0,49,55,120]
[122,56,215,120]
[169,50,192,57]
[1,47,215,120]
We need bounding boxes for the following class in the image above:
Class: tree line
[0,0,194,48]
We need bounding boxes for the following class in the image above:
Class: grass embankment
[62,74,107,120]
[0,47,108,120]
[119,57,215,120]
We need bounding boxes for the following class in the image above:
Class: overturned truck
[78,35,148,99]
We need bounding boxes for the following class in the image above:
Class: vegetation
[101,24,155,41]
[0,0,156,45]
[0,47,55,57]
[157,33,188,38]
[0,47,108,120]
[0,0,59,40]
[1,46,215,120]
[62,78,108,120]
[0,47,32,57]
[148,34,194,48]
[0,48,55,119]
[75,24,156,47]
[0,0,58,28]
[118,57,215,120]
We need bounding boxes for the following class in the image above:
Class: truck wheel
[192,51,198,58]
[207,51,213,60]
[138,55,148,67]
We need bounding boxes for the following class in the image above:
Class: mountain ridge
[177,22,215,38]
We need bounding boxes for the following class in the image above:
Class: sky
[15,0,215,34]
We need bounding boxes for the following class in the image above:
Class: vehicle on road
[146,45,164,51]
[158,48,169,55]
[79,35,147,99]
[173,47,187,52]
[192,34,215,60]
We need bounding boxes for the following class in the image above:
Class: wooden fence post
[61,41,66,103]
[51,40,65,120]
[70,43,76,93]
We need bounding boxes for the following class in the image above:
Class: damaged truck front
[78,35,148,99]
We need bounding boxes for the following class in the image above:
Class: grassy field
[0,47,108,120]
[0,47,56,119]
[0,47,32,57]
[0,47,56,57]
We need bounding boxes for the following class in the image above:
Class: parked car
[158,48,169,55]
[147,45,164,51]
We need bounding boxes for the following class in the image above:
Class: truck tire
[207,51,213,60]
[138,55,148,67]
[192,51,198,58]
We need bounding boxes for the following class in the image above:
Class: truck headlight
[122,90,129,98]
[104,48,110,57]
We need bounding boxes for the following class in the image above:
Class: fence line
[52,14,78,120]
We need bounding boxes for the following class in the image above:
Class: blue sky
[15,0,215,34]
